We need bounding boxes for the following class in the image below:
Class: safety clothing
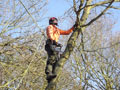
[46,25,74,42]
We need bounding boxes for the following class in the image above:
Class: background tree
[0,0,48,90]
[0,0,120,90]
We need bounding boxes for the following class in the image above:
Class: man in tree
[45,17,75,82]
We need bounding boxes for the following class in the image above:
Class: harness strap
[46,39,62,52]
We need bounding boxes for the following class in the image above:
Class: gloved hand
[74,23,78,28]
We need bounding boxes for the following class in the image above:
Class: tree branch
[19,0,46,37]
[84,42,120,52]
[81,0,114,27]
[102,5,120,10]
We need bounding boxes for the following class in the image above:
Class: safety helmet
[49,17,58,25]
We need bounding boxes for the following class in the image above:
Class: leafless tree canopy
[0,0,120,90]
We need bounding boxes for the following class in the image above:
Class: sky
[43,0,120,33]
[46,0,71,17]
[42,0,73,29]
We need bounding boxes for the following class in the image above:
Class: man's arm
[59,26,74,35]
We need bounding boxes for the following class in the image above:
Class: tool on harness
[45,39,62,51]
[50,45,61,52]
[45,39,63,59]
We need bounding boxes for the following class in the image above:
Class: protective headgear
[49,17,58,25]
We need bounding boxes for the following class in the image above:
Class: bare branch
[73,0,77,13]
[84,42,120,52]
[102,5,120,10]
[81,0,114,27]
[19,0,46,37]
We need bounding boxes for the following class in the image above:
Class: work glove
[74,23,79,28]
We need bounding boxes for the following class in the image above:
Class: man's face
[53,19,58,25]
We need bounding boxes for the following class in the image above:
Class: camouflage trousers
[45,43,60,77]
[45,51,59,76]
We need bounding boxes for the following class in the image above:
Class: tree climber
[45,17,76,82]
